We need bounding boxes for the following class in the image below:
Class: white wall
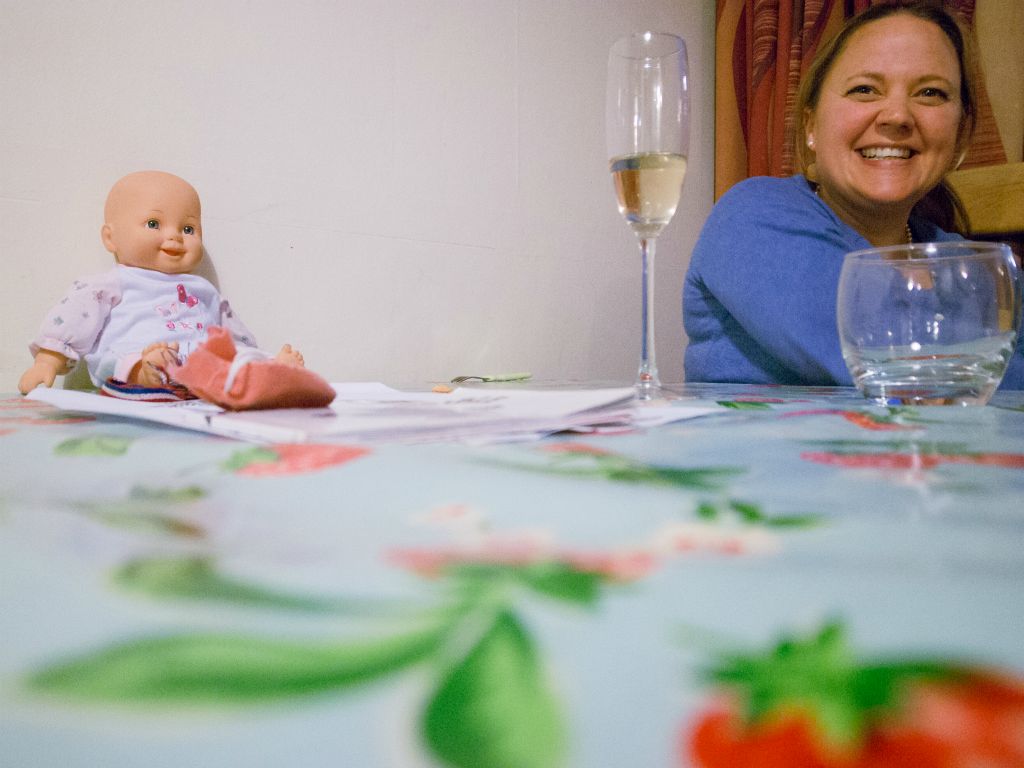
[1,0,713,390]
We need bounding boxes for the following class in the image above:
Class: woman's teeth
[859,146,911,159]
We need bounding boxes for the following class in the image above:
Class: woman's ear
[804,108,816,148]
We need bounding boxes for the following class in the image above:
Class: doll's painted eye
[146,219,159,229]
[183,225,195,235]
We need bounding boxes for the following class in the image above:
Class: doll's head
[101,171,204,274]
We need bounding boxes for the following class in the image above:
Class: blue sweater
[683,174,1024,389]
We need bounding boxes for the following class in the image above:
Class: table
[3,384,1023,767]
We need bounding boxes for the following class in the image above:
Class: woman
[683,0,1023,388]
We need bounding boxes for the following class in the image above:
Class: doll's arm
[27,270,123,389]
[19,350,72,394]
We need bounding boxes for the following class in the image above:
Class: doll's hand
[275,344,305,368]
[18,350,70,395]
[129,342,181,386]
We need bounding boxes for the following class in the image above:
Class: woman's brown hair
[793,0,979,232]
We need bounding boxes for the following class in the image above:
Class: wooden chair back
[946,162,1024,260]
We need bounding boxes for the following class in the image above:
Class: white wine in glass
[606,32,689,399]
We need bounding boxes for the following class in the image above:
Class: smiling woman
[682,0,1024,390]
[793,4,976,247]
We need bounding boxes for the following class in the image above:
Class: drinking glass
[606,32,689,400]
[837,241,1021,405]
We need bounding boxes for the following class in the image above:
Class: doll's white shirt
[30,265,257,386]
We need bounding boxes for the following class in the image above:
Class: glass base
[635,373,683,402]
[845,341,1012,407]
[856,381,999,406]
[635,372,659,401]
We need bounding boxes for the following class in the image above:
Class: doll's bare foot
[276,344,305,368]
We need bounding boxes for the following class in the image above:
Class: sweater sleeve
[684,177,863,384]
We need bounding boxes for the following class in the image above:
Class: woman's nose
[876,96,913,129]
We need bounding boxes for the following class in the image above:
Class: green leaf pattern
[20,419,831,766]
[423,610,565,768]
[31,627,445,704]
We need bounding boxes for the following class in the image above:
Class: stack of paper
[27,384,719,444]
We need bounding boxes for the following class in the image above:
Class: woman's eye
[146,219,159,229]
[183,225,195,235]
[918,87,949,101]
[846,84,875,96]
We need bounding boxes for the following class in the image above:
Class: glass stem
[637,236,660,399]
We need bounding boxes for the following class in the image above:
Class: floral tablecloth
[2,384,1023,767]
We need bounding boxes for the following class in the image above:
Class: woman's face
[806,14,963,223]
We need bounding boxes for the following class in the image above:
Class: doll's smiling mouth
[859,146,913,159]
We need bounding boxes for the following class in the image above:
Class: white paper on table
[627,404,724,428]
[26,384,723,444]
[24,384,617,443]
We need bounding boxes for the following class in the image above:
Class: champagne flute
[606,32,689,400]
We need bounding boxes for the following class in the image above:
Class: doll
[18,171,304,397]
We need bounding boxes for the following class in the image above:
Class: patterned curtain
[715,0,1007,198]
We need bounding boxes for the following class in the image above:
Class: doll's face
[101,171,204,274]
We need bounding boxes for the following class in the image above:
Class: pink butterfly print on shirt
[177,284,199,307]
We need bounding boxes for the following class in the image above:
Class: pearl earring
[807,136,816,151]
